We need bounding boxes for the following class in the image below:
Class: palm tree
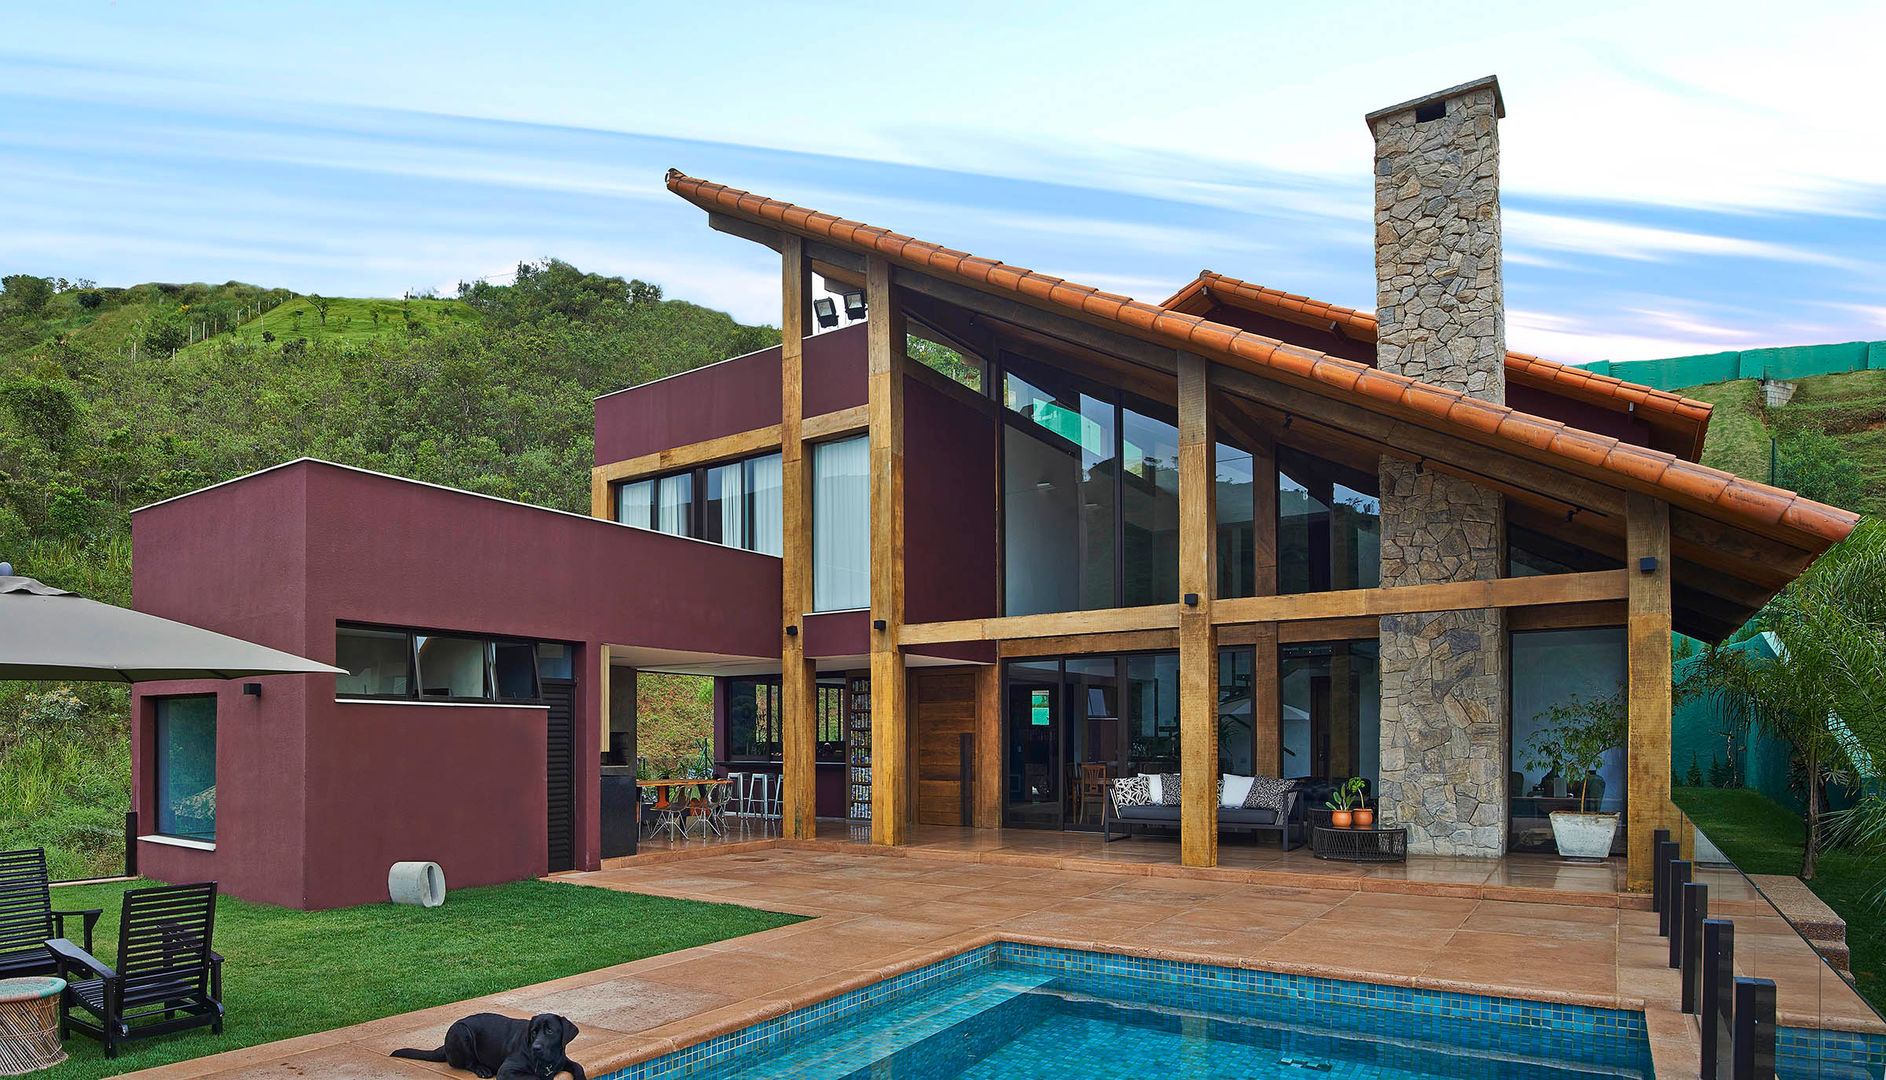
[1698,518,1886,879]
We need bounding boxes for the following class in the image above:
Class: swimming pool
[598,943,1654,1080]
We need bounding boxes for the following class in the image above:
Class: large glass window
[1216,442,1256,599]
[1509,524,1623,577]
[1279,640,1380,784]
[1123,654,1180,778]
[616,451,782,555]
[1003,364,1116,615]
[616,479,655,530]
[154,696,217,841]
[725,676,847,760]
[1509,627,1627,854]
[1122,405,1180,606]
[1278,447,1380,594]
[813,436,870,611]
[655,473,693,537]
[1217,646,1256,774]
[335,626,412,697]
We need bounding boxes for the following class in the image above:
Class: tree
[309,295,331,326]
[1697,518,1886,878]
[1,274,54,317]
[140,312,189,357]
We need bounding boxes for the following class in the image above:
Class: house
[127,77,1855,908]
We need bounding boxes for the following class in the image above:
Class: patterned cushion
[1242,775,1296,813]
[1111,775,1153,808]
[1158,773,1184,806]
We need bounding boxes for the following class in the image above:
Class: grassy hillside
[0,262,765,876]
[1690,371,1886,515]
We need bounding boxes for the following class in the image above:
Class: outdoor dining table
[637,779,732,841]
[636,778,732,801]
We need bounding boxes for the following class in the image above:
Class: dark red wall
[802,325,868,418]
[904,379,998,626]
[132,460,782,909]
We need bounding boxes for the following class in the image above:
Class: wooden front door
[913,670,976,826]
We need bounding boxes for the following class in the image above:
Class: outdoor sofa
[1101,775,1303,850]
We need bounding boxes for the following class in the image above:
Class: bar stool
[725,771,750,818]
[743,772,771,819]
[767,773,784,821]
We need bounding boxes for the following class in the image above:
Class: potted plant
[1325,776,1365,828]
[1524,685,1627,860]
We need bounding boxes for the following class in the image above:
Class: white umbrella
[0,564,344,682]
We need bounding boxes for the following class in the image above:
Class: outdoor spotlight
[873,619,887,631]
[812,297,839,328]
[843,292,867,321]
[1639,556,1660,574]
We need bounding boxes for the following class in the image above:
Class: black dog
[392,1012,584,1080]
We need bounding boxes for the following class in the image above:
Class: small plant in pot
[1524,685,1627,860]
[1325,776,1366,828]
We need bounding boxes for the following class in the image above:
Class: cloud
[1505,210,1852,267]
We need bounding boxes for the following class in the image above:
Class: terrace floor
[132,828,1879,1080]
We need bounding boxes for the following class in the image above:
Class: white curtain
[749,454,783,556]
[657,473,692,536]
[617,479,653,529]
[712,462,746,548]
[813,436,870,610]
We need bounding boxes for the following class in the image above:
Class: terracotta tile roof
[665,170,1857,553]
[1164,271,1715,461]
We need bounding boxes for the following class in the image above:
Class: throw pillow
[1243,775,1296,813]
[1158,772,1184,806]
[1221,773,1256,808]
[1141,772,1162,805]
[1111,775,1153,808]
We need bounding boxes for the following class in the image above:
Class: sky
[4,1,1886,364]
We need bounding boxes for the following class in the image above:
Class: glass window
[748,454,784,556]
[536,643,574,681]
[706,460,744,547]
[1279,640,1379,783]
[155,696,217,841]
[1217,646,1255,774]
[1278,447,1379,594]
[726,678,780,759]
[813,436,870,611]
[335,626,412,696]
[1123,654,1180,778]
[817,680,846,760]
[1121,404,1180,606]
[1004,660,1062,828]
[655,473,694,537]
[415,634,488,699]
[1508,524,1623,577]
[493,641,540,700]
[1216,442,1256,599]
[616,478,654,529]
[1510,627,1628,853]
[1002,362,1117,615]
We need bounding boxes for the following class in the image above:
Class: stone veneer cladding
[1370,78,1509,857]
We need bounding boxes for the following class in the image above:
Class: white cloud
[1504,210,1849,267]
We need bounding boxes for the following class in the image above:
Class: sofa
[1101,778,1302,850]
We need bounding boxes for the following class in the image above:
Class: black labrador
[392,1012,585,1080]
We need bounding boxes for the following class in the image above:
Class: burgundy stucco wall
[801,325,868,418]
[903,378,998,626]
[130,460,781,909]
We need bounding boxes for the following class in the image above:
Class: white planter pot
[1549,811,1620,861]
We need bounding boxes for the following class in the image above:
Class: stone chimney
[1369,78,1509,859]
[1367,76,1505,403]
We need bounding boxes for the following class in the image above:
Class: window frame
[612,451,786,557]
[152,693,218,843]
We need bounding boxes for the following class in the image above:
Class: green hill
[0,261,771,877]
[1689,370,1886,515]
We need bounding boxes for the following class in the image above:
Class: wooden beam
[592,425,782,488]
[801,403,868,442]
[868,254,911,846]
[1251,623,1280,777]
[894,268,1181,374]
[1212,569,1629,625]
[901,604,1180,646]
[708,212,782,251]
[999,629,1179,657]
[589,467,608,520]
[1275,616,1382,643]
[1177,353,1218,868]
[974,664,1001,829]
[1509,601,1628,631]
[1626,493,1674,892]
[780,236,818,841]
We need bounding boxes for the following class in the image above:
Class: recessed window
[415,634,488,699]
[336,627,413,696]
[336,624,558,703]
[154,696,217,841]
[616,451,783,556]
[813,436,871,611]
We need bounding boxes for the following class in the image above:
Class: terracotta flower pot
[1330,809,1353,829]
[1353,807,1374,828]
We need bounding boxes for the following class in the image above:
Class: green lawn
[37,877,800,1079]
[1673,787,1886,1013]
[180,295,475,355]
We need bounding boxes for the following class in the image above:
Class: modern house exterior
[127,77,1856,909]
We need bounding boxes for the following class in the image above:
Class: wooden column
[779,237,819,840]
[1178,352,1219,867]
[867,254,910,845]
[1250,431,1280,775]
[1626,492,1674,891]
[973,663,1002,828]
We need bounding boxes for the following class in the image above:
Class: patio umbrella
[0,565,345,682]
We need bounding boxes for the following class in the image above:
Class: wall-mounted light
[785,625,799,637]
[1639,556,1659,574]
[1183,593,1199,607]
[872,619,887,631]
[843,292,867,321]
[812,297,839,329]
[242,683,262,697]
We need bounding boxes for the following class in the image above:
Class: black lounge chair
[0,847,102,980]
[49,881,223,1058]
